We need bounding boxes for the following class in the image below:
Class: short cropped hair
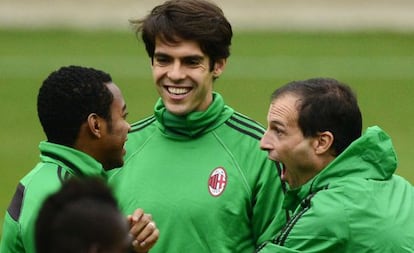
[35,177,129,253]
[37,65,113,146]
[271,78,362,156]
[131,0,232,70]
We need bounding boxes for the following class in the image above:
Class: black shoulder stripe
[130,115,155,128]
[130,116,156,133]
[57,166,71,183]
[42,151,83,177]
[230,115,265,135]
[64,170,71,181]
[233,111,262,125]
[225,121,261,140]
[7,183,25,221]
[57,166,64,183]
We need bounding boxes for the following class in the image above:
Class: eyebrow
[183,55,204,61]
[269,119,286,128]
[153,52,169,58]
[154,52,205,61]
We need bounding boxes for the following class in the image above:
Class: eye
[123,112,129,120]
[186,59,199,66]
[154,55,171,66]
[271,126,284,136]
[183,57,203,67]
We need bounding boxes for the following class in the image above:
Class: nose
[167,62,185,81]
[260,130,272,151]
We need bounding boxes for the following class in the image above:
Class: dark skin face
[98,82,130,170]
[74,82,130,170]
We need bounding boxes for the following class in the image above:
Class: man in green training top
[0,66,158,253]
[257,78,414,252]
[107,0,286,252]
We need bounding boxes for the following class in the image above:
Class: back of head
[271,78,362,156]
[37,65,113,147]
[35,177,129,253]
[133,0,232,68]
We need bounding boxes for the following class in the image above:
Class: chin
[115,161,124,168]
[105,161,124,170]
[166,107,189,116]
[165,103,192,115]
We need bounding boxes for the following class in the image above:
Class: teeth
[167,87,190,95]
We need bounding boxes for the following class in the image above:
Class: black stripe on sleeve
[57,166,64,183]
[233,111,263,126]
[230,115,265,135]
[7,183,25,221]
[57,166,71,183]
[41,151,83,177]
[129,116,156,133]
[225,121,262,140]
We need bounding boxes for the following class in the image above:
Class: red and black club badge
[208,167,227,197]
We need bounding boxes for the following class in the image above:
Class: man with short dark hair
[258,78,414,252]
[107,0,286,252]
[0,65,158,253]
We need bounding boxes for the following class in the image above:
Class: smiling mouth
[166,86,191,95]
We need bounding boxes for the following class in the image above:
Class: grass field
[1,28,414,237]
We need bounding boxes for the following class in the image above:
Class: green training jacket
[108,93,287,253]
[257,126,414,252]
[0,141,106,253]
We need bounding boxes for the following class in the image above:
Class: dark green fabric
[0,142,105,253]
[154,92,233,138]
[258,126,414,253]
[109,92,286,253]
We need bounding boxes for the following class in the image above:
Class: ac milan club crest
[208,167,227,197]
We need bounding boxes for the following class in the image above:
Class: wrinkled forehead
[270,93,302,112]
[268,94,301,124]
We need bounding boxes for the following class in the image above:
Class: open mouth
[281,163,287,181]
[166,86,191,95]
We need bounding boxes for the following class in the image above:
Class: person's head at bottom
[35,177,131,253]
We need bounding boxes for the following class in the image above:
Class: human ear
[87,113,102,138]
[314,131,334,155]
[213,58,227,77]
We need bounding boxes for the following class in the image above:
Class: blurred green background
[1,28,414,237]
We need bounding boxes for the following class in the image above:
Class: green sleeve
[251,158,286,245]
[258,243,302,253]
[0,212,24,253]
[257,192,348,253]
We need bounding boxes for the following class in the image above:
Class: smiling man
[0,66,158,253]
[258,78,414,252]
[107,0,286,252]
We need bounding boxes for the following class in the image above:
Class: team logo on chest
[208,167,227,197]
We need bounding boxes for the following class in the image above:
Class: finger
[136,221,156,242]
[130,208,145,223]
[132,224,159,252]
[127,215,134,226]
[130,214,152,236]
